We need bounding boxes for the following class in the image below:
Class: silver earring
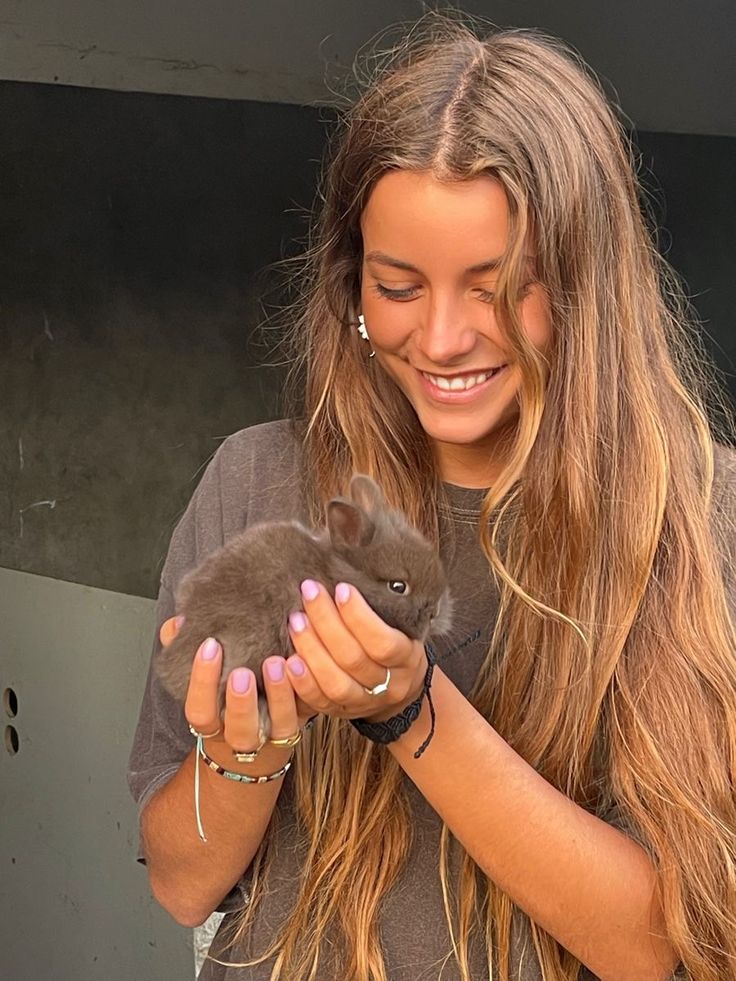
[356,314,375,358]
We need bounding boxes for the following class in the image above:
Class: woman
[128,12,736,980]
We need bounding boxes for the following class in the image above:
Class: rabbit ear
[327,499,376,548]
[349,474,385,516]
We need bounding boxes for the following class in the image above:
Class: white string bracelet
[188,724,292,842]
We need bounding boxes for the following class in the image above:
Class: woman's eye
[372,283,419,301]
[372,281,535,304]
[475,282,534,304]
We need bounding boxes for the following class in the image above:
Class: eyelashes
[371,282,534,303]
[372,283,418,301]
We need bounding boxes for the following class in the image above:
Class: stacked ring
[188,723,221,739]
[268,730,303,749]
[232,728,303,762]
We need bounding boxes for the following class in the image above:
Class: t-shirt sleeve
[126,580,188,864]
[126,441,229,865]
[126,421,303,917]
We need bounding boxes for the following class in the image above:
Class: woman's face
[359,170,552,487]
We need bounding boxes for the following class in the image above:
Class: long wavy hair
[212,10,736,980]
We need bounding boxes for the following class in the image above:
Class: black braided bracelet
[349,644,438,759]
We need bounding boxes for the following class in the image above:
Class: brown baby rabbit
[155,474,453,740]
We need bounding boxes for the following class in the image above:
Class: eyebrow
[364,250,532,275]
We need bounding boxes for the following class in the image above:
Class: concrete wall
[0,80,326,598]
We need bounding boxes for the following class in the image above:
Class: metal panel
[0,567,193,981]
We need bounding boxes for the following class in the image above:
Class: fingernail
[266,659,284,682]
[174,615,186,630]
[289,611,307,633]
[300,579,319,601]
[335,582,350,605]
[200,637,220,661]
[288,656,305,677]
[231,669,251,693]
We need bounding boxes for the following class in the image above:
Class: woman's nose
[414,297,478,365]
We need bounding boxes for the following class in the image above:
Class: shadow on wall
[0,80,328,597]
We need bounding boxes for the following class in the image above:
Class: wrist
[368,690,421,723]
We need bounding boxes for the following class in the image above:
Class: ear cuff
[356,314,375,358]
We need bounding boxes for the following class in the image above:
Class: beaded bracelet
[199,745,293,783]
[193,740,292,843]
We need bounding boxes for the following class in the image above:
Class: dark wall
[0,81,326,597]
[1,81,734,598]
[636,132,736,381]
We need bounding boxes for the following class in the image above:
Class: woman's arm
[285,582,681,981]
[142,627,301,928]
[387,667,679,981]
[143,740,291,928]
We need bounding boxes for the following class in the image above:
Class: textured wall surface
[0,80,325,597]
[1,81,734,601]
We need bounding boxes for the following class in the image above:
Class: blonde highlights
[213,11,736,979]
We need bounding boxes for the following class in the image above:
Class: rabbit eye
[387,580,409,595]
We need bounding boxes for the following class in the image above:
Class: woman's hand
[159,617,313,759]
[283,579,427,722]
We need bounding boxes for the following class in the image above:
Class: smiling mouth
[420,367,506,392]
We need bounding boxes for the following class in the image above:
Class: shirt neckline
[441,481,490,516]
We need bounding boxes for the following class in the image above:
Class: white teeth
[422,370,494,392]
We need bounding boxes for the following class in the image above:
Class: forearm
[142,742,290,928]
[388,668,679,981]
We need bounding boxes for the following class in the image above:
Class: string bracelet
[349,643,438,759]
[192,737,292,843]
[348,629,481,759]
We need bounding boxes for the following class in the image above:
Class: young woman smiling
[128,12,736,981]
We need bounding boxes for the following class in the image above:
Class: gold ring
[188,723,221,739]
[268,730,303,749]
[362,666,391,697]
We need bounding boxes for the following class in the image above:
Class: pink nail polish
[266,659,284,682]
[200,638,219,660]
[300,579,319,601]
[231,669,251,693]
[288,656,306,677]
[289,611,307,633]
[335,582,350,605]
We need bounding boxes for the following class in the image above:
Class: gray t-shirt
[127,419,736,980]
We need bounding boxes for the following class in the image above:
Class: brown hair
[214,10,736,979]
